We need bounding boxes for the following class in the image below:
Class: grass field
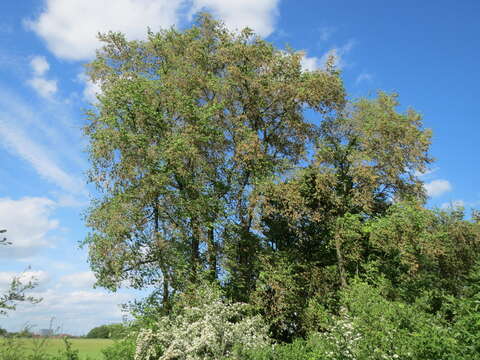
[1,338,115,360]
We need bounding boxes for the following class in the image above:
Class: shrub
[446,261,480,358]
[102,337,136,360]
[240,338,316,360]
[310,279,456,360]
[134,284,269,360]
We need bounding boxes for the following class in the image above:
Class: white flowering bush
[134,285,269,360]
[317,309,362,360]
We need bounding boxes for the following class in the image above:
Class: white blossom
[134,287,269,360]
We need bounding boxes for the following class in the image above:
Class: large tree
[83,14,344,306]
[262,92,433,286]
[252,93,433,339]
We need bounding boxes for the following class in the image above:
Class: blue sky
[0,0,479,335]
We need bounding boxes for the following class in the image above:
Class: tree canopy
[82,14,480,347]
[83,14,344,305]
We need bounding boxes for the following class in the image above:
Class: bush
[102,338,136,360]
[307,279,456,360]
[446,261,480,358]
[134,284,269,360]
[242,278,459,360]
[240,338,316,360]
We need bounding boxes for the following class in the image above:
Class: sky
[0,0,479,335]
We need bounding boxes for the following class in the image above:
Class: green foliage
[134,283,269,360]
[239,339,314,360]
[86,324,127,340]
[101,338,135,360]
[52,338,79,360]
[243,279,459,360]
[86,326,110,339]
[0,335,27,360]
[330,279,455,360]
[83,12,345,306]
[252,254,309,341]
[446,261,480,358]
[366,202,480,305]
[77,10,480,360]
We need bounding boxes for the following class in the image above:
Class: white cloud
[27,0,281,61]
[77,73,101,104]
[30,56,49,76]
[355,72,373,85]
[414,167,438,178]
[83,79,101,103]
[59,271,96,289]
[7,288,134,335]
[0,270,50,290]
[27,77,57,98]
[300,40,355,72]
[190,0,280,37]
[300,54,321,72]
[53,192,88,208]
[0,270,49,288]
[0,197,58,258]
[424,179,452,197]
[26,0,184,60]
[27,55,57,98]
[319,40,355,70]
[0,119,84,194]
[0,266,139,335]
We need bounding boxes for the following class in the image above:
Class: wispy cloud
[318,26,335,42]
[300,40,355,72]
[319,40,355,70]
[0,197,58,259]
[77,72,101,104]
[414,167,439,178]
[189,0,280,37]
[27,56,57,99]
[0,119,83,194]
[0,270,50,292]
[30,56,49,76]
[355,72,373,85]
[59,271,96,289]
[0,80,87,201]
[27,77,57,98]
[424,179,452,197]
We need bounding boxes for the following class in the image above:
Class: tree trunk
[207,226,217,280]
[335,233,348,288]
[191,220,201,282]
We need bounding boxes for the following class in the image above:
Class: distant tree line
[85,323,128,339]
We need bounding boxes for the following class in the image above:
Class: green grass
[2,338,115,360]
